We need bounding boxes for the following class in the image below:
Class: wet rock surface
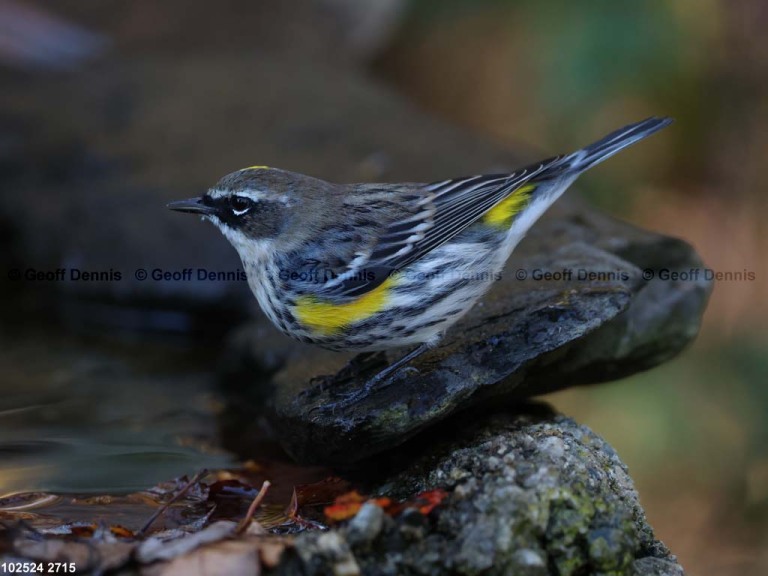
[278,410,685,576]
[242,199,711,464]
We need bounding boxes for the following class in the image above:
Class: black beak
[167,197,216,215]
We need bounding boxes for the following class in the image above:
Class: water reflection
[0,331,233,496]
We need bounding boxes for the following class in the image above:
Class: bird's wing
[306,156,567,299]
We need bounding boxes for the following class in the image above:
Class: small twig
[137,469,207,537]
[235,480,271,535]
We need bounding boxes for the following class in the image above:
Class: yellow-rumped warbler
[169,117,671,405]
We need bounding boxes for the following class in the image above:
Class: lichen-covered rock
[277,410,684,575]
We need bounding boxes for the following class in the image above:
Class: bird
[169,117,672,408]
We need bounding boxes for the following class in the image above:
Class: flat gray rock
[246,199,711,464]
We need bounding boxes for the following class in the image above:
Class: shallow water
[0,322,234,498]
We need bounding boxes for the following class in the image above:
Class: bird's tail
[567,116,673,172]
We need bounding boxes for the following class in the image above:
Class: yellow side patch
[293,275,399,336]
[241,165,270,171]
[483,184,536,228]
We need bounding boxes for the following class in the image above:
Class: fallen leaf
[324,489,449,522]
[110,524,135,538]
[294,477,351,508]
[415,489,449,515]
[69,524,97,538]
[13,538,94,571]
[142,539,260,576]
[256,537,292,568]
[137,521,237,563]
[323,491,367,521]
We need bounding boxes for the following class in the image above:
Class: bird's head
[168,166,322,263]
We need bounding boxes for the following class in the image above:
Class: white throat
[210,221,272,266]
[210,219,285,327]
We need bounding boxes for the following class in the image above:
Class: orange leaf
[69,524,96,537]
[110,525,135,538]
[323,491,367,521]
[323,488,450,522]
[415,489,448,515]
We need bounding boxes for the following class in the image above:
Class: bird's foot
[301,352,386,401]
[301,374,335,397]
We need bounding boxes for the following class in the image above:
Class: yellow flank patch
[241,165,269,171]
[293,275,399,336]
[483,184,536,228]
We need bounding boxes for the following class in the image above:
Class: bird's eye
[230,195,253,215]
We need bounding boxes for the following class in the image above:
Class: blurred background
[0,0,766,573]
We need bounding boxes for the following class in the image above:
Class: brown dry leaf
[242,460,264,474]
[13,538,95,571]
[252,503,293,530]
[244,521,267,536]
[147,474,210,502]
[142,540,260,576]
[0,492,60,511]
[280,488,326,531]
[137,521,237,563]
[92,541,138,572]
[294,476,351,507]
[69,525,97,538]
[110,524,135,538]
[69,523,132,539]
[256,537,292,568]
[287,488,299,518]
[12,530,136,573]
[207,479,257,500]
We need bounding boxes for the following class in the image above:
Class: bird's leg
[364,343,431,389]
[335,350,386,381]
[319,342,432,411]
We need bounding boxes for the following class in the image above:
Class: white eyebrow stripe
[235,190,269,202]
[207,188,290,204]
[208,188,267,202]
